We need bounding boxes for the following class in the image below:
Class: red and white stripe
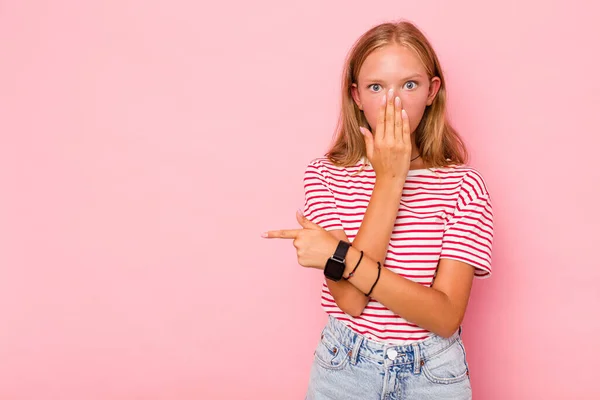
[303,157,494,344]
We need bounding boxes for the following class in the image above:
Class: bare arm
[340,246,475,338]
[325,177,404,317]
[325,88,412,317]
[265,207,476,337]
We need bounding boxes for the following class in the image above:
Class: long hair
[326,20,468,169]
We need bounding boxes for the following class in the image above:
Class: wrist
[374,177,405,194]
[323,239,351,281]
[342,247,360,279]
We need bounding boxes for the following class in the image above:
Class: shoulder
[444,165,491,198]
[305,156,363,176]
[306,156,332,170]
[303,157,328,179]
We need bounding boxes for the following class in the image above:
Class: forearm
[352,178,404,262]
[342,246,461,338]
[326,178,404,316]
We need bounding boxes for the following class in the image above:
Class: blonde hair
[326,20,468,170]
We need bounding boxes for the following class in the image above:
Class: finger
[401,108,411,145]
[359,126,374,161]
[376,92,386,141]
[296,209,320,229]
[385,88,395,141]
[394,96,402,143]
[261,229,301,239]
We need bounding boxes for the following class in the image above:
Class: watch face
[325,258,345,281]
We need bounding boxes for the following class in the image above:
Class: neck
[410,135,420,161]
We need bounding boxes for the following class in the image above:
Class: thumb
[296,209,320,229]
[359,127,374,161]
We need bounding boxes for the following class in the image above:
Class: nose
[387,87,403,97]
[386,87,404,103]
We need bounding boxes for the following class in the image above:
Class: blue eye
[404,81,417,90]
[368,84,383,92]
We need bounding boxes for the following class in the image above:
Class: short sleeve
[302,160,344,231]
[440,171,494,278]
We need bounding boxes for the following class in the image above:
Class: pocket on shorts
[422,339,469,385]
[313,327,350,371]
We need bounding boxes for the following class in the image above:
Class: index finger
[262,229,301,239]
[385,88,395,141]
[394,95,403,142]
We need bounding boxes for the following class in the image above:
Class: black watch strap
[332,240,351,262]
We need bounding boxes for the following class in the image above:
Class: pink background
[1,1,599,399]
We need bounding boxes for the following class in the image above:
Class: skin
[352,44,440,170]
[262,44,476,338]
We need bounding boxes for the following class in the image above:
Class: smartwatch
[324,240,351,281]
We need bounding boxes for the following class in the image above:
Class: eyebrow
[363,73,425,82]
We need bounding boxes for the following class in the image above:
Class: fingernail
[297,208,304,216]
[402,109,407,118]
[261,232,268,238]
[359,127,365,135]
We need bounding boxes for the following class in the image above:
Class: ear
[426,77,442,106]
[350,83,363,110]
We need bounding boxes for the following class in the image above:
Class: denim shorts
[305,315,472,400]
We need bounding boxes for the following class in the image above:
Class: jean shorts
[305,315,472,400]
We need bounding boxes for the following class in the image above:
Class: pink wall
[1,1,598,399]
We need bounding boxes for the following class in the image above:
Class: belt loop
[349,335,363,365]
[412,343,422,374]
[412,343,421,375]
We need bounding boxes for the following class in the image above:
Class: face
[351,44,441,135]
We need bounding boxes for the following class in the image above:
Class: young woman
[263,20,493,399]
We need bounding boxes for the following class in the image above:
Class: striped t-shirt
[302,156,494,344]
